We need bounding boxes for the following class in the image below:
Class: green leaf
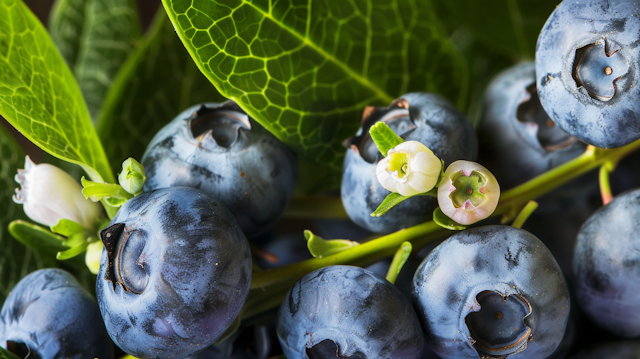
[0,127,45,303]
[49,0,141,121]
[433,207,466,231]
[0,346,22,359]
[0,0,114,183]
[371,191,434,218]
[97,10,227,175]
[369,122,405,157]
[57,239,89,260]
[51,218,86,236]
[9,220,69,258]
[81,176,132,205]
[294,156,341,195]
[441,0,558,59]
[304,230,359,259]
[162,0,468,171]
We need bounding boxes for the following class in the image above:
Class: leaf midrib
[241,0,395,104]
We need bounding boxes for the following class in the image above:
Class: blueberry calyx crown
[343,97,415,164]
[189,101,251,148]
[573,41,629,102]
[100,222,125,291]
[465,291,533,358]
[517,84,576,151]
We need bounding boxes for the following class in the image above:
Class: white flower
[13,156,103,229]
[437,160,500,225]
[376,141,442,196]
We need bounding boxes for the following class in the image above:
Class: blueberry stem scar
[248,141,640,319]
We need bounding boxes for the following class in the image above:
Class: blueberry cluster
[6,0,640,358]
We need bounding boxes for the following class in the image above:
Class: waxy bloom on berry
[376,141,441,196]
[12,156,103,229]
[437,160,500,225]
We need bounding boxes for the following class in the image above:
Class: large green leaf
[442,0,558,59]
[0,0,114,183]
[49,0,141,121]
[0,125,45,303]
[97,10,226,174]
[162,0,468,170]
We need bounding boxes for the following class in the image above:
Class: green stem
[511,201,538,229]
[386,242,412,284]
[246,140,640,316]
[599,163,614,206]
[283,196,348,219]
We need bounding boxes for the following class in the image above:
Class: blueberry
[277,265,424,358]
[478,62,586,190]
[573,188,640,337]
[341,93,477,233]
[412,225,569,358]
[141,101,298,238]
[0,268,113,359]
[535,0,640,148]
[95,187,252,359]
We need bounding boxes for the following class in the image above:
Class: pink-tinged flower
[437,160,500,225]
[376,141,442,196]
[13,156,103,229]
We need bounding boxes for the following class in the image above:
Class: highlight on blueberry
[0,269,113,359]
[277,265,424,358]
[412,226,570,359]
[141,101,298,238]
[96,186,252,359]
[573,188,640,337]
[437,160,500,225]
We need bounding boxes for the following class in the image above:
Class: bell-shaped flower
[376,141,441,196]
[13,156,103,229]
[437,160,500,225]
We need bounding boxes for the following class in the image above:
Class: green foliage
[49,0,141,121]
[0,0,113,183]
[97,11,227,175]
[442,0,558,60]
[162,0,468,171]
[81,176,132,206]
[433,207,466,231]
[0,127,45,303]
[304,230,359,258]
[369,122,405,157]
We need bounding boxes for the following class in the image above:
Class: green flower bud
[119,158,146,195]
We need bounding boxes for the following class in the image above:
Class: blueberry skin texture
[412,225,569,359]
[0,269,113,359]
[573,188,640,337]
[96,187,252,359]
[277,265,424,358]
[479,62,586,190]
[535,0,640,148]
[141,101,298,238]
[341,93,477,233]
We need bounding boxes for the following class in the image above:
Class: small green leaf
[0,0,113,183]
[162,0,468,171]
[0,127,46,302]
[0,346,22,359]
[371,191,435,218]
[8,220,68,260]
[97,10,227,175]
[51,219,86,236]
[369,122,405,157]
[81,176,133,205]
[49,0,141,121]
[57,241,90,260]
[433,207,466,231]
[304,230,359,259]
[386,241,412,285]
